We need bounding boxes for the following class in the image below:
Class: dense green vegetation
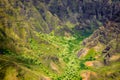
[0,30,93,80]
[27,32,90,79]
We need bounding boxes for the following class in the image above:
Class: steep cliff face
[48,0,119,26]
[0,0,61,53]
[47,0,120,38]
[80,11,120,80]
[47,0,119,21]
[84,21,120,61]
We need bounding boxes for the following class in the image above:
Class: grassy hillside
[0,0,120,80]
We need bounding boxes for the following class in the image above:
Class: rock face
[82,11,120,79]
[48,0,119,21]
[47,0,120,36]
[83,15,120,63]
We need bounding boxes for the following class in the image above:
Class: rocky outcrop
[82,10,120,66]
[84,21,120,63]
[47,0,120,34]
[48,0,120,22]
[76,8,120,80]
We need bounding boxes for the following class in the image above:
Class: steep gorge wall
[0,0,62,52]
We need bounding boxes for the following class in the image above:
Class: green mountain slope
[0,0,120,80]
